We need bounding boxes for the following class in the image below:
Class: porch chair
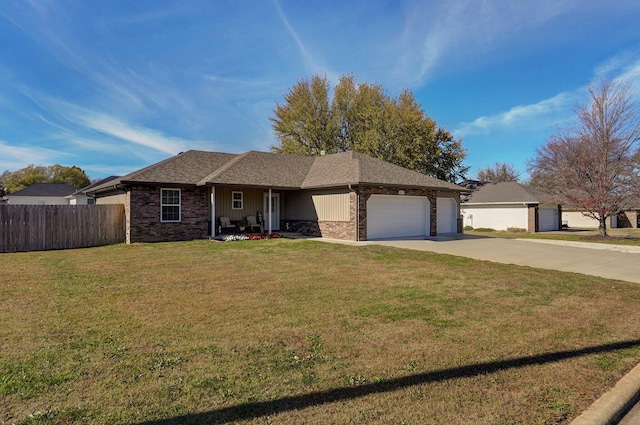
[246,215,262,233]
[219,216,235,232]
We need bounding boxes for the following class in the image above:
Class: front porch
[210,187,284,237]
[209,186,358,240]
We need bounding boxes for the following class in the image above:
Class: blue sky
[1,1,639,181]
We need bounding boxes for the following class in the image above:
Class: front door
[263,192,280,231]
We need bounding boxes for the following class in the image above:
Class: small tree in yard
[528,78,640,236]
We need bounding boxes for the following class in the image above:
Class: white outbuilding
[461,181,561,232]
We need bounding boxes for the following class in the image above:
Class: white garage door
[437,198,457,234]
[367,195,429,239]
[539,207,559,232]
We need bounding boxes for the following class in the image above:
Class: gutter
[86,182,128,199]
[462,202,539,206]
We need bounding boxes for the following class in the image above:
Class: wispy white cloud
[600,54,640,88]
[455,92,576,137]
[80,163,137,178]
[28,94,214,157]
[273,0,316,72]
[204,75,271,87]
[272,0,339,83]
[66,136,123,154]
[1,2,195,116]
[455,52,640,139]
[0,140,63,170]
[75,111,195,155]
[398,0,581,84]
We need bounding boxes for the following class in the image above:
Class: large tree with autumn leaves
[270,74,468,183]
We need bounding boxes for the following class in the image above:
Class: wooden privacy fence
[0,204,125,253]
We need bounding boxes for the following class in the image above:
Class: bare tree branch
[528,78,640,236]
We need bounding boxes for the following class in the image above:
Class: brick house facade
[90,150,464,244]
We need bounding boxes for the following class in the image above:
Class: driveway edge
[570,361,640,425]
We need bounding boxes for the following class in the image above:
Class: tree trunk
[599,218,607,237]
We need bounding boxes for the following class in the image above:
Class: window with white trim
[232,191,243,210]
[161,188,181,222]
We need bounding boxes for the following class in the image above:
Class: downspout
[210,186,216,238]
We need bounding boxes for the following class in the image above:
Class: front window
[161,188,181,222]
[232,191,243,210]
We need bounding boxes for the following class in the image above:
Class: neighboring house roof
[68,176,121,197]
[464,181,556,205]
[9,183,77,197]
[89,150,464,194]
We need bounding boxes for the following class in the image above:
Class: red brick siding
[527,205,538,233]
[127,185,210,243]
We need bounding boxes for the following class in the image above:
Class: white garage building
[561,210,618,229]
[461,182,561,232]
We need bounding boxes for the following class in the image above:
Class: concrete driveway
[363,235,640,284]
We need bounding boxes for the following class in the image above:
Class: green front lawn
[2,239,640,424]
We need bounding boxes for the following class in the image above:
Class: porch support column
[210,186,216,238]
[268,188,272,235]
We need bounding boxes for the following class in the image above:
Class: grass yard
[2,239,640,424]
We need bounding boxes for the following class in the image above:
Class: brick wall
[127,185,210,243]
[527,205,538,233]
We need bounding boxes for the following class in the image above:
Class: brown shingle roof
[88,151,238,193]
[122,151,238,185]
[355,152,462,190]
[302,151,463,190]
[465,182,555,205]
[89,150,465,193]
[10,183,77,197]
[200,151,315,189]
[301,151,361,188]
